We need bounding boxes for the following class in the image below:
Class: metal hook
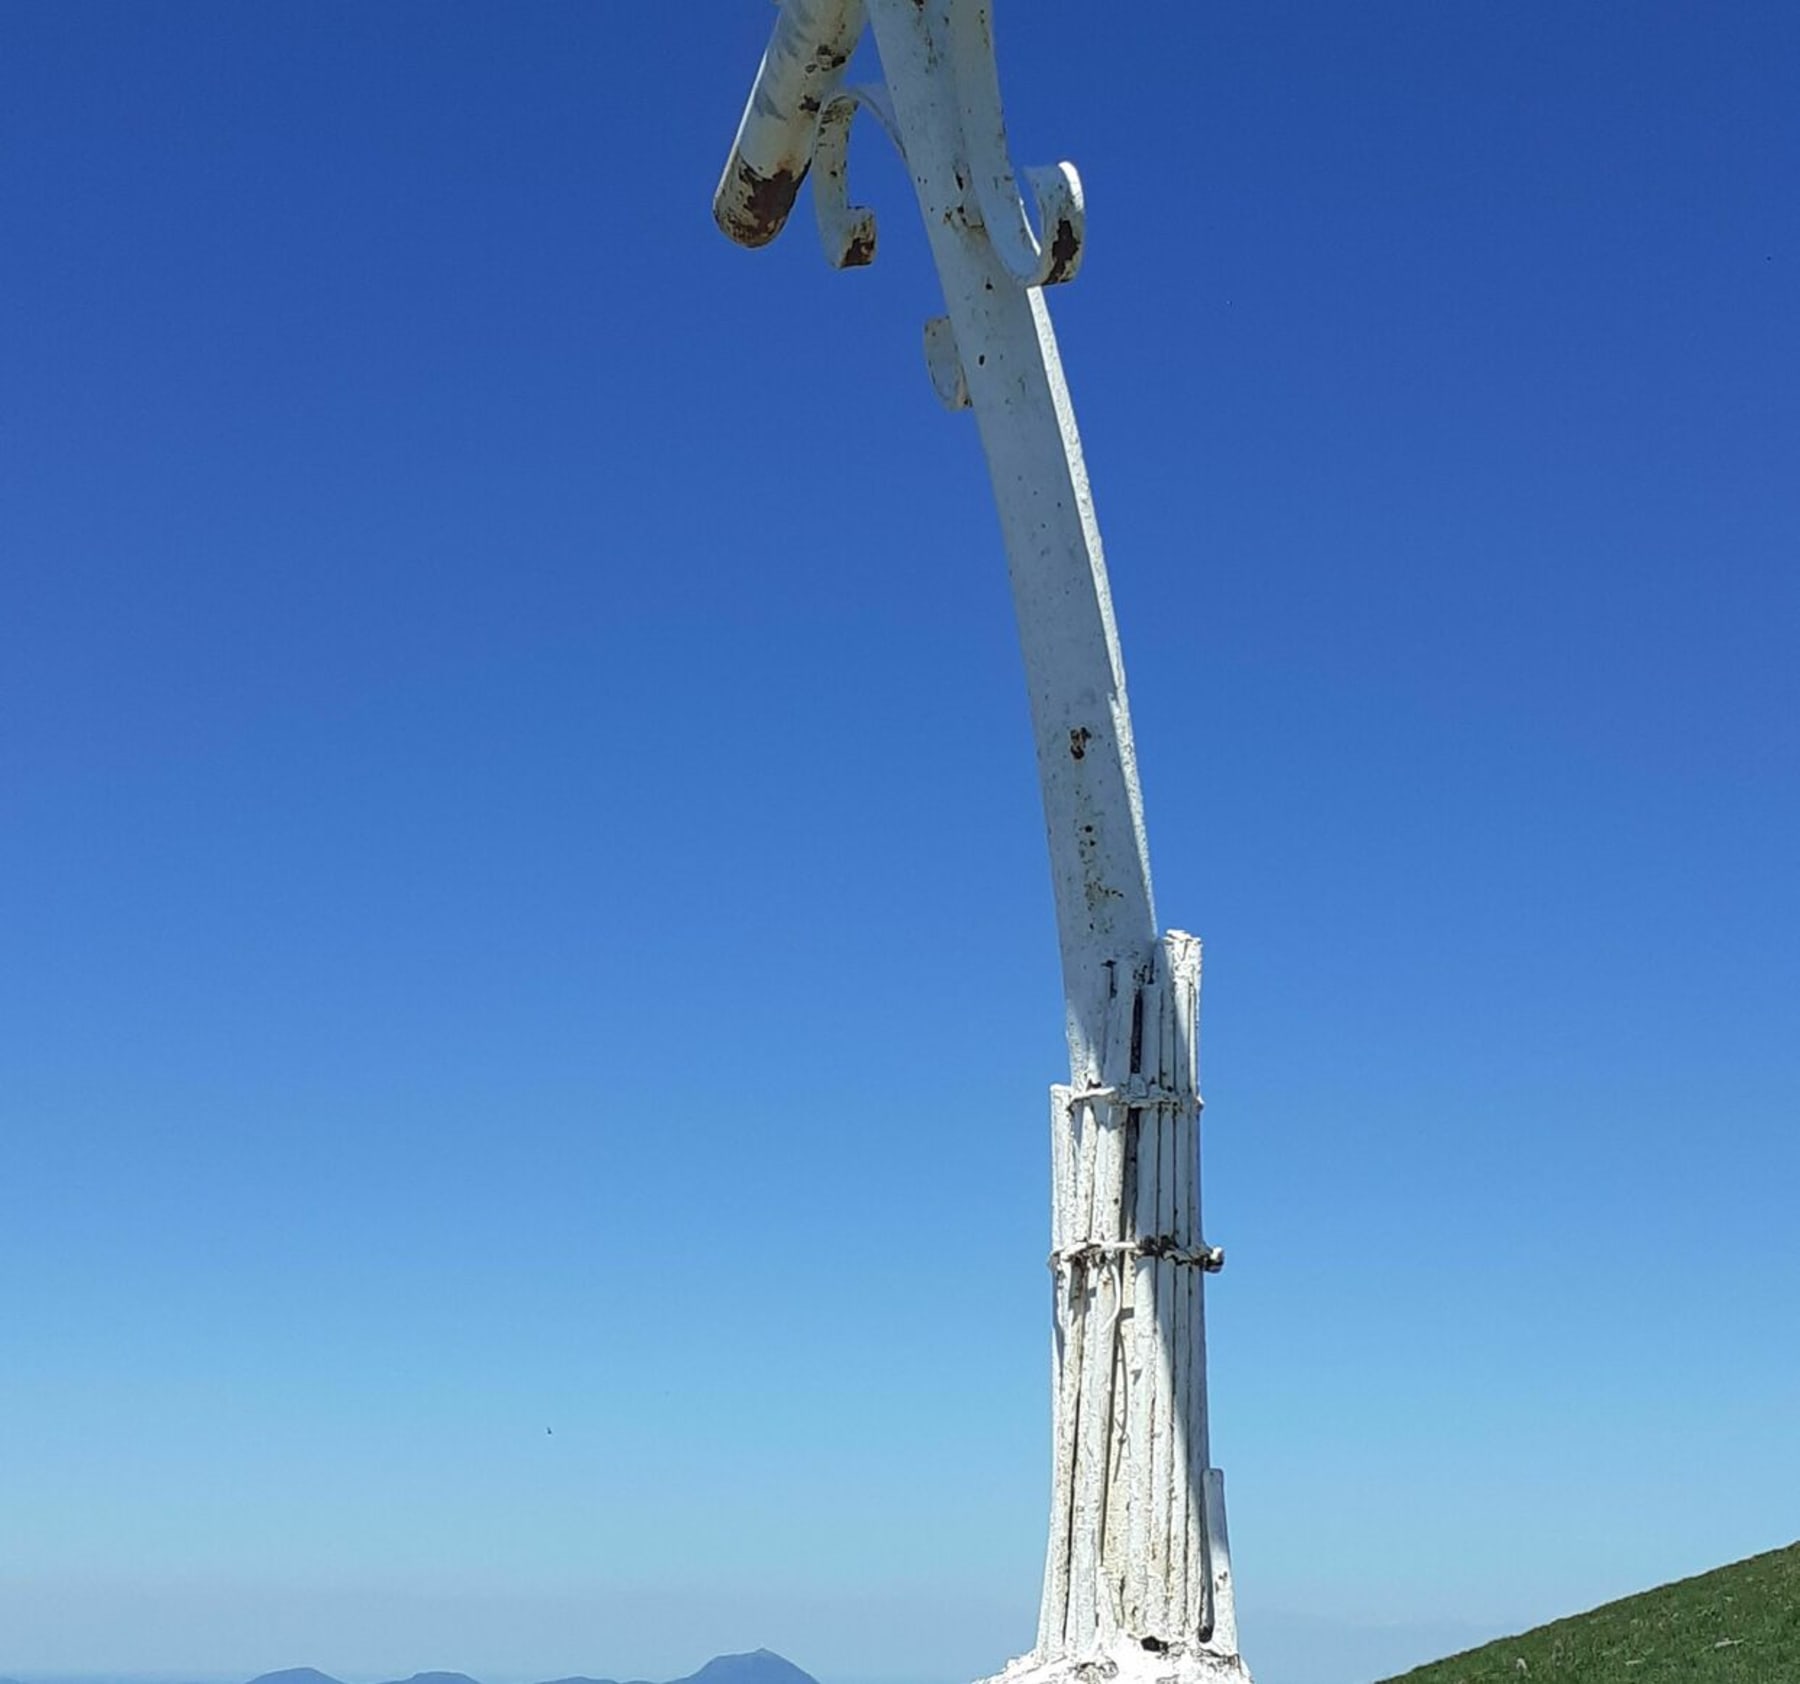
[812,83,903,270]
[943,0,1086,287]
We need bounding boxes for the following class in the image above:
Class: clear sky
[2,5,1795,1684]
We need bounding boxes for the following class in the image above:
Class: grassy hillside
[1378,1542,1800,1684]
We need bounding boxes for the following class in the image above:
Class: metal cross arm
[713,0,868,253]
[713,7,1252,1684]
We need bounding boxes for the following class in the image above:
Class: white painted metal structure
[714,8,1251,1684]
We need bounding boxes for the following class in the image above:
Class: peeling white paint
[713,9,1250,1683]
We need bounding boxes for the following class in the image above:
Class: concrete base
[977,1640,1252,1684]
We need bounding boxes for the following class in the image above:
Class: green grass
[1376,1542,1800,1684]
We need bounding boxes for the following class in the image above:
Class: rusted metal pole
[714,0,866,250]
[712,8,1250,1684]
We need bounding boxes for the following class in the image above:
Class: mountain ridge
[247,1649,819,1684]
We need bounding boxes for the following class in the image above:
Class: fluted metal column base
[979,1640,1252,1684]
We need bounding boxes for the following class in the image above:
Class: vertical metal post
[713,7,1250,1682]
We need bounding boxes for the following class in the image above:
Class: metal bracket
[923,315,972,411]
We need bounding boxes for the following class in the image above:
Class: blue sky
[1,5,1795,1684]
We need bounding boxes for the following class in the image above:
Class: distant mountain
[379,1674,485,1684]
[535,1676,633,1684]
[667,1650,820,1684]
[246,1648,819,1684]
[531,1654,818,1684]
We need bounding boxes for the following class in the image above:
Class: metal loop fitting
[1065,1081,1204,1115]
[1051,1238,1225,1274]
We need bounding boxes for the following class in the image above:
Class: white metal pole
[863,0,1157,1084]
[713,7,1250,1681]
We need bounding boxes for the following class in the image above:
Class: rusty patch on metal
[1043,216,1082,285]
[842,227,876,268]
[1069,726,1091,760]
[715,159,809,249]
